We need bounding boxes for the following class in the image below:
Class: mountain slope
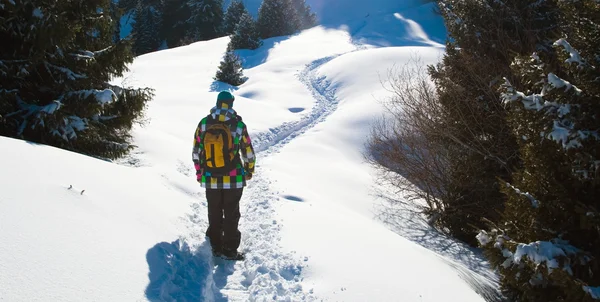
[223,0,446,47]
[0,137,190,301]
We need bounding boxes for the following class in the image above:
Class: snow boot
[221,250,245,261]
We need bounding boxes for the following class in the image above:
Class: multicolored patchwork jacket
[192,105,256,189]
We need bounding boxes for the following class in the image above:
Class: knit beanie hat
[216,91,235,108]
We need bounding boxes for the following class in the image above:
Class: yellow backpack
[203,121,237,174]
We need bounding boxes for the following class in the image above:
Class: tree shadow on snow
[372,192,506,302]
[145,239,233,301]
[313,0,447,48]
[236,35,293,70]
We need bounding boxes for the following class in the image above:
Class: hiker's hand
[246,173,253,181]
[196,169,203,182]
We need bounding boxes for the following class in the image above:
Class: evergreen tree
[186,0,224,41]
[223,0,248,35]
[119,0,139,12]
[399,0,568,246]
[160,0,191,47]
[110,1,123,42]
[0,0,153,159]
[132,0,162,55]
[228,12,262,50]
[478,1,600,300]
[292,0,317,30]
[256,0,298,39]
[214,51,246,86]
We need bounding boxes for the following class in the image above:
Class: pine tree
[186,0,224,41]
[119,0,139,12]
[256,0,298,39]
[0,0,153,159]
[228,12,262,50]
[214,51,246,86]
[132,0,162,55]
[110,1,123,42]
[223,0,248,35]
[292,0,317,30]
[161,0,191,47]
[477,1,600,300]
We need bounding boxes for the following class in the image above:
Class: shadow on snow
[372,193,506,302]
[235,35,293,70]
[145,239,236,302]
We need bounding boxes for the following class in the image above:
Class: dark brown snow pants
[205,188,243,253]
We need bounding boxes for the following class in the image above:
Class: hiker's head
[216,91,235,109]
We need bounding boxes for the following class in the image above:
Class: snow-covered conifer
[292,0,317,30]
[214,52,246,86]
[132,0,162,55]
[228,12,262,50]
[476,1,600,300]
[223,0,248,35]
[160,0,190,47]
[256,0,298,39]
[0,0,153,159]
[186,0,224,41]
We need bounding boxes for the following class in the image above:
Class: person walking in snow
[192,91,256,260]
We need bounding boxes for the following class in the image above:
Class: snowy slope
[263,46,501,301]
[0,137,191,301]
[225,0,446,47]
[1,0,502,301]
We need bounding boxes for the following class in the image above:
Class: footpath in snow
[135,35,501,302]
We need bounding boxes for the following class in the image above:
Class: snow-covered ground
[0,0,503,301]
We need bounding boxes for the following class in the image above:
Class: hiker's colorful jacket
[192,106,256,189]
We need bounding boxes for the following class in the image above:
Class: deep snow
[0,0,502,301]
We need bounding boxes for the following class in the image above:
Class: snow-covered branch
[501,77,597,150]
[478,230,591,277]
[45,63,87,80]
[505,182,539,208]
[554,39,586,67]
[66,89,117,105]
[548,73,582,95]
[69,46,113,61]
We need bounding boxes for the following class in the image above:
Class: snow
[584,285,600,300]
[70,47,113,60]
[46,63,87,80]
[554,38,585,66]
[490,234,586,278]
[39,100,61,114]
[548,120,580,149]
[548,72,582,95]
[476,230,492,246]
[32,8,43,18]
[226,0,446,47]
[506,182,539,208]
[0,137,190,301]
[1,0,502,301]
[80,89,117,105]
[513,241,576,272]
[501,77,595,150]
